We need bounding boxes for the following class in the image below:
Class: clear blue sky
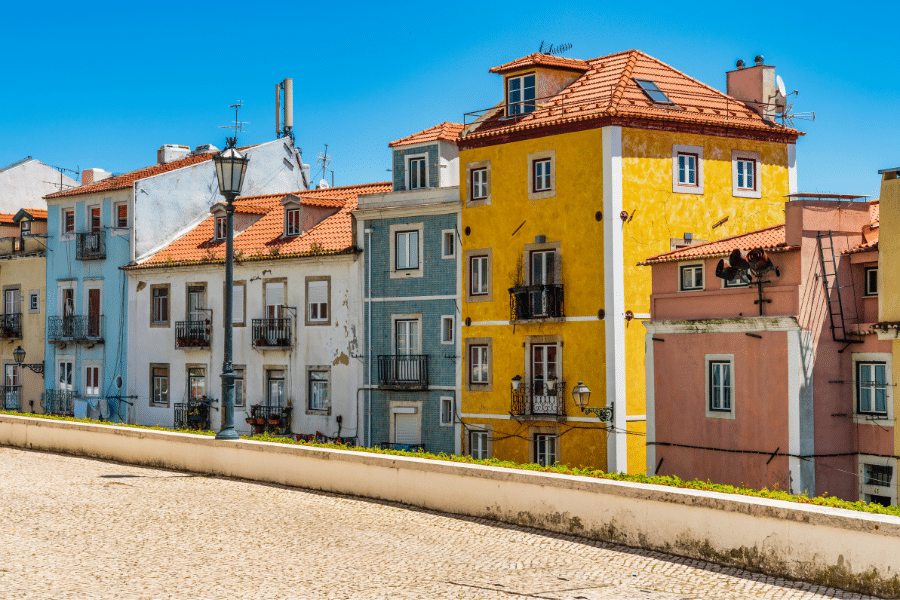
[2,1,894,199]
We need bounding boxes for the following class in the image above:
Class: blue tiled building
[354,123,462,454]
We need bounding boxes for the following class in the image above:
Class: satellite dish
[774,75,788,113]
[776,75,786,97]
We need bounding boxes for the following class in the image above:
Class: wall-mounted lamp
[571,381,613,422]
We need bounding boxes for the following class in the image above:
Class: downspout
[366,227,373,447]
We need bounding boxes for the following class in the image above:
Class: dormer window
[507,73,536,116]
[286,208,301,236]
[408,157,426,190]
[634,79,672,105]
[20,219,30,238]
[215,216,227,240]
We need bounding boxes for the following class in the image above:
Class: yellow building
[457,50,801,472]
[0,209,47,413]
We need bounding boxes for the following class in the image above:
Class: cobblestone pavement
[0,448,877,600]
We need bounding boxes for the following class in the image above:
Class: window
[533,159,552,192]
[84,366,100,397]
[393,408,421,445]
[506,73,535,116]
[680,264,703,291]
[470,345,489,384]
[731,151,762,198]
[264,281,285,320]
[408,156,427,190]
[736,159,756,191]
[57,360,74,392]
[441,315,454,344]
[395,230,419,270]
[63,209,75,234]
[534,434,558,466]
[116,203,128,228]
[5,289,20,315]
[866,267,878,296]
[306,278,329,325]
[233,367,245,407]
[309,370,329,411]
[286,208,301,236]
[231,282,245,326]
[634,79,672,104]
[150,365,169,406]
[440,397,453,426]
[215,216,227,240]
[267,369,285,408]
[857,362,887,416]
[677,153,698,186]
[188,367,206,400]
[471,168,488,200]
[89,206,101,233]
[151,286,169,326]
[709,361,732,412]
[29,291,39,313]
[4,365,19,410]
[724,272,750,288]
[859,456,897,507]
[672,145,704,194]
[187,285,206,322]
[20,219,30,238]
[441,230,455,259]
[470,255,489,296]
[469,430,489,459]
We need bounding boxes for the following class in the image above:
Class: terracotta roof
[640,224,793,265]
[0,213,15,225]
[389,122,465,147]
[464,49,801,142]
[134,182,391,269]
[870,199,880,224]
[846,239,878,255]
[488,53,591,74]
[233,204,269,215]
[21,209,47,220]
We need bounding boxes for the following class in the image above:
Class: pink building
[642,196,895,505]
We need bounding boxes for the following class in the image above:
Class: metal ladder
[816,231,862,345]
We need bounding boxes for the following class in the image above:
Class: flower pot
[252,423,265,434]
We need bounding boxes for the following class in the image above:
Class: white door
[530,250,555,315]
[395,320,419,381]
[531,344,558,413]
[4,364,19,410]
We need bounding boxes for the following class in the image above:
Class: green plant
[269,247,280,256]
[309,241,323,253]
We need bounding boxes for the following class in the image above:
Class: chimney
[192,144,219,155]
[82,168,111,186]
[157,144,191,164]
[726,55,777,122]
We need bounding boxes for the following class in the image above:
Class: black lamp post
[571,380,613,422]
[13,346,44,378]
[212,138,249,440]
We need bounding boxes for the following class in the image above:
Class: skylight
[634,79,673,105]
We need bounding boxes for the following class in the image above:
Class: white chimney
[193,144,219,155]
[726,56,778,122]
[82,168,111,186]
[157,144,191,164]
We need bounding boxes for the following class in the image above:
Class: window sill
[390,268,424,280]
[705,409,735,420]
[853,414,891,425]
[306,409,331,416]
[672,185,704,195]
[733,188,762,199]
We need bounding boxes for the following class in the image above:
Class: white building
[0,157,78,212]
[125,182,389,441]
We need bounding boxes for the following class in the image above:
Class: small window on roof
[634,79,672,105]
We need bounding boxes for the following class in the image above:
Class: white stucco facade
[0,157,78,212]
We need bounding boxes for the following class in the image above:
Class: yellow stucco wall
[460,125,791,473]
[0,253,46,413]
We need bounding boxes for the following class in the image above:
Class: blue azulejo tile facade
[392,144,440,192]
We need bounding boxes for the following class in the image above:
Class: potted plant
[511,375,522,390]
[546,375,558,395]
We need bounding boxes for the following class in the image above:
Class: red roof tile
[0,213,16,225]
[134,182,391,269]
[464,50,801,143]
[640,224,792,265]
[488,53,591,75]
[22,209,48,220]
[389,122,464,147]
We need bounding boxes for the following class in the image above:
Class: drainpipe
[365,227,373,447]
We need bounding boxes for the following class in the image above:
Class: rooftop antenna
[316,144,332,189]
[43,164,80,191]
[276,79,294,143]
[219,101,249,147]
[769,75,815,127]
[538,41,573,56]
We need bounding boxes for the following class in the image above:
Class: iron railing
[377,442,425,452]
[76,231,106,260]
[45,389,77,416]
[174,397,216,431]
[47,315,104,343]
[511,380,567,419]
[248,403,292,435]
[251,319,292,348]
[0,313,22,340]
[377,355,429,389]
[509,284,565,321]
[175,320,211,349]
[1,385,20,411]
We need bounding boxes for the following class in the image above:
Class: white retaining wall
[1,414,898,598]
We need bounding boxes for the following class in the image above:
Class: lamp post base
[216,427,240,441]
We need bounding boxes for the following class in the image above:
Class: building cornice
[643,316,801,334]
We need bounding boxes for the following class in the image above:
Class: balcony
[175,320,211,349]
[45,389,77,416]
[2,385,20,411]
[47,316,104,344]
[252,319,292,349]
[76,231,106,260]
[509,284,565,321]
[377,355,429,390]
[174,397,216,431]
[247,403,292,435]
[0,313,21,340]
[511,380,567,420]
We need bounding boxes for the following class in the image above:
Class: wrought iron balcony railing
[510,380,567,419]
[47,315,104,343]
[174,397,216,431]
[0,313,22,340]
[76,231,106,260]
[251,318,292,349]
[248,403,292,435]
[377,354,429,390]
[45,389,77,416]
[175,320,211,349]
[509,284,565,321]
[2,385,20,411]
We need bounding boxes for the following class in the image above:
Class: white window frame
[471,167,488,200]
[308,367,330,413]
[506,72,536,116]
[439,396,453,427]
[731,150,762,199]
[441,315,454,345]
[705,354,735,420]
[527,150,556,200]
[468,428,491,460]
[853,353,893,423]
[388,222,424,279]
[533,158,552,192]
[306,278,330,326]
[286,208,301,236]
[441,230,456,259]
[533,433,558,466]
[150,364,169,407]
[61,207,75,239]
[112,201,129,236]
[865,267,878,297]
[470,255,489,296]
[465,160,492,206]
[672,145,704,195]
[87,204,102,233]
[28,290,39,314]
[722,272,750,288]
[679,262,704,292]
[405,154,428,190]
[470,344,489,384]
[83,363,102,398]
[215,216,227,240]
[858,455,897,506]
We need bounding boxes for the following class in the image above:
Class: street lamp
[12,346,44,378]
[213,138,249,440]
[571,380,612,422]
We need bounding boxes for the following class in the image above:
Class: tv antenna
[769,76,815,127]
[219,101,249,146]
[538,41,573,56]
[43,164,80,191]
[317,144,333,188]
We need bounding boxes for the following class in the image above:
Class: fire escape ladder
[816,231,862,344]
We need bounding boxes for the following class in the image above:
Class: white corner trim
[644,316,801,335]
[787,330,802,493]
[645,330,656,475]
[787,144,797,195]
